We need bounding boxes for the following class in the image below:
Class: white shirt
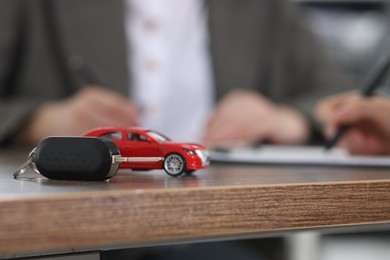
[126,0,214,142]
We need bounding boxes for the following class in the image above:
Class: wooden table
[1,147,390,258]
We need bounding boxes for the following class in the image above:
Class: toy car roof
[85,127,152,135]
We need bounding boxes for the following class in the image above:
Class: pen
[325,51,390,150]
[68,55,111,88]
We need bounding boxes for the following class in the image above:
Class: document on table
[209,145,390,167]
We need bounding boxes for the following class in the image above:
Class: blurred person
[0,1,358,259]
[316,91,390,155]
[0,0,354,148]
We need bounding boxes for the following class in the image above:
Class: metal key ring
[13,148,41,179]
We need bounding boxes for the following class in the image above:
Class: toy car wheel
[164,153,185,176]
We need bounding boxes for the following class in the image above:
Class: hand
[202,90,310,148]
[316,91,390,155]
[20,86,139,144]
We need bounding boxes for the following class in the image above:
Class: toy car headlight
[183,148,196,155]
[195,150,209,164]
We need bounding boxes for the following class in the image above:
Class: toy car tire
[163,153,186,177]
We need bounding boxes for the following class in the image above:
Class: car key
[14,137,121,181]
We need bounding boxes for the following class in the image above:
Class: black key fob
[28,137,120,181]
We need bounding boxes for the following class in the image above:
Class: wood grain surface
[1,148,390,256]
[1,179,390,255]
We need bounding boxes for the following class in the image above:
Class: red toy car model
[83,127,209,176]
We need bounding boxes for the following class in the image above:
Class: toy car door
[119,131,163,169]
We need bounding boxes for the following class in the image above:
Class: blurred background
[289,2,390,260]
[299,0,390,85]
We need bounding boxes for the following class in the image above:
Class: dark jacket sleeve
[0,0,43,144]
[266,0,357,142]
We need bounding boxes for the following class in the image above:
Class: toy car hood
[164,142,205,151]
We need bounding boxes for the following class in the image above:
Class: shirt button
[144,20,159,31]
[144,59,159,72]
[144,104,160,117]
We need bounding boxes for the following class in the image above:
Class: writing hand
[316,91,390,155]
[20,86,139,144]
